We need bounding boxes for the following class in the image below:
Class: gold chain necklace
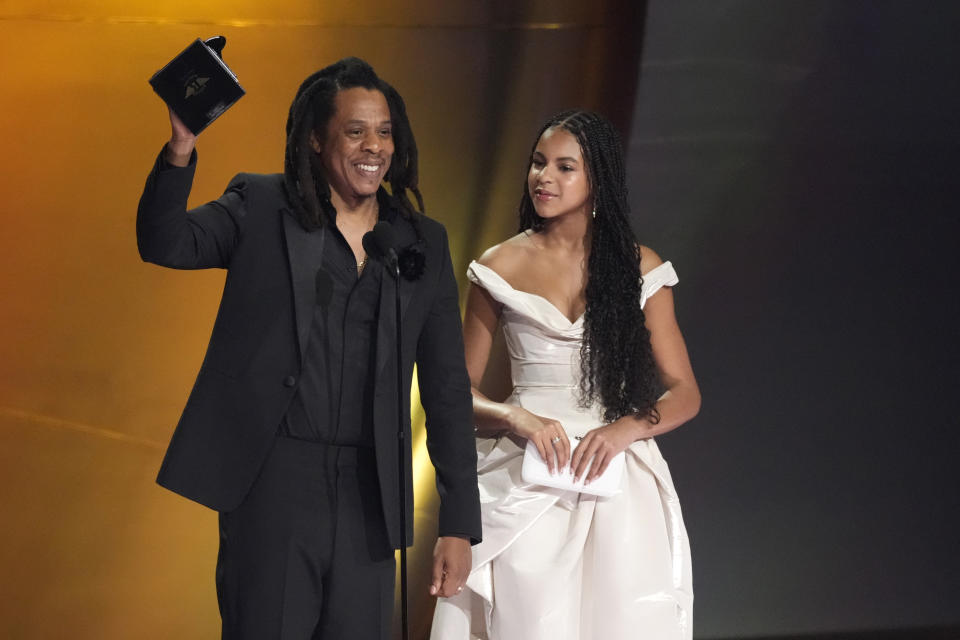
[356,202,377,275]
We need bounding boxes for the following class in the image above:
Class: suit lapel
[282,210,327,363]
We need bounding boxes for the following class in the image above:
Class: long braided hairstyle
[518,110,660,424]
[283,57,424,231]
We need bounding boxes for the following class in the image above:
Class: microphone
[362,221,399,272]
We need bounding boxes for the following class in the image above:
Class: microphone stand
[389,252,409,640]
[364,224,409,640]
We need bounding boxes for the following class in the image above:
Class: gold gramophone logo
[184,73,210,99]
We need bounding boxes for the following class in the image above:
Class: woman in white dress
[430,110,701,639]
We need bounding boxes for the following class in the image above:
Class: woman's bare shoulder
[638,244,665,276]
[476,231,536,278]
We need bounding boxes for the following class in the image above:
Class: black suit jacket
[136,151,481,547]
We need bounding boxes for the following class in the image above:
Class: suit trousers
[216,436,395,639]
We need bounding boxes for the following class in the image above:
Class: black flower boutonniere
[397,244,426,281]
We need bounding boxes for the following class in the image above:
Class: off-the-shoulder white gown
[431,260,693,640]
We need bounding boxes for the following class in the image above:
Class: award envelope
[149,36,245,134]
[521,439,624,497]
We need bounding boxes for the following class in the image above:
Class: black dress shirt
[280,203,398,446]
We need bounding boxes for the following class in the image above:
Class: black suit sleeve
[416,224,483,544]
[136,146,247,270]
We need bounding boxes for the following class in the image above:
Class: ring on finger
[550,436,561,444]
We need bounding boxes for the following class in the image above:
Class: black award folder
[149,36,245,134]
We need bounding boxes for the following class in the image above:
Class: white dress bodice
[467,260,680,435]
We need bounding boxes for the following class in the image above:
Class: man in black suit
[137,57,481,639]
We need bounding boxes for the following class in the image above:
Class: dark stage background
[626,1,960,637]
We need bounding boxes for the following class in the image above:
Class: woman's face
[527,126,591,221]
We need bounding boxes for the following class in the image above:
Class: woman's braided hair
[283,57,424,232]
[518,110,660,424]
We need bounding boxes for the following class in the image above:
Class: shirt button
[283,376,297,387]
